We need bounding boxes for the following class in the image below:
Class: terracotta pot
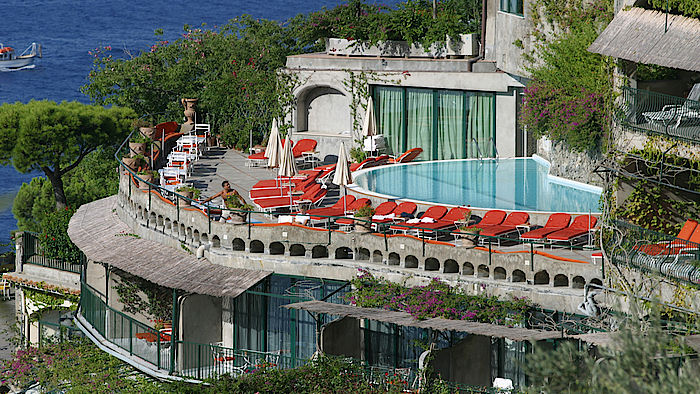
[178,190,193,206]
[140,127,156,140]
[354,216,372,233]
[122,156,142,172]
[138,173,155,190]
[229,211,247,224]
[162,321,172,329]
[129,142,147,157]
[181,98,198,125]
[459,230,479,248]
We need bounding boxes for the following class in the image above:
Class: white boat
[0,43,41,70]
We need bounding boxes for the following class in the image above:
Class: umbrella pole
[289,176,293,208]
[343,186,347,214]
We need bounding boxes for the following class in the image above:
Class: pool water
[353,158,601,213]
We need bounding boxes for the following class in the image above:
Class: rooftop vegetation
[647,0,700,19]
[349,269,532,325]
[294,0,482,50]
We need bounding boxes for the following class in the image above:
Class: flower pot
[138,173,155,190]
[129,142,147,157]
[140,127,156,140]
[229,211,247,224]
[178,190,193,206]
[354,216,372,233]
[162,321,172,330]
[122,156,142,172]
[459,230,480,248]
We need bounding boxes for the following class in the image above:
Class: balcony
[619,86,700,144]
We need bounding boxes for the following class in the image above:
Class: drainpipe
[466,0,487,72]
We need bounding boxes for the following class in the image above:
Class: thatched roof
[588,7,700,72]
[283,300,563,341]
[68,196,270,298]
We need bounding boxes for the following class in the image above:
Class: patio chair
[388,148,423,164]
[520,213,572,244]
[546,215,598,247]
[642,83,700,130]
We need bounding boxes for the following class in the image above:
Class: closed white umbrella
[266,118,282,168]
[362,97,376,137]
[278,136,298,207]
[332,141,353,213]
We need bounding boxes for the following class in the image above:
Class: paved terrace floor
[184,147,598,263]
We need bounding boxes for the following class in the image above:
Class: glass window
[500,0,523,15]
[374,86,495,160]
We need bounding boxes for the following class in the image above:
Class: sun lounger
[520,213,571,243]
[478,212,530,244]
[350,157,376,172]
[253,184,326,212]
[390,205,448,234]
[547,215,598,246]
[252,170,321,190]
[635,219,698,255]
[336,201,397,229]
[388,148,423,164]
[414,207,471,238]
[301,195,355,218]
[371,201,418,227]
[249,175,319,199]
[467,210,506,229]
[292,138,317,158]
[308,197,370,223]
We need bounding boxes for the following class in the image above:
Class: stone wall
[537,137,604,187]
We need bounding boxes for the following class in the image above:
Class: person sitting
[201,180,246,206]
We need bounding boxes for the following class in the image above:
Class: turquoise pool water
[353,158,602,213]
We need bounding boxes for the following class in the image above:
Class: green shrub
[38,209,81,263]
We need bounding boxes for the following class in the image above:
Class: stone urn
[140,127,157,140]
[459,228,480,248]
[129,142,147,157]
[229,210,247,224]
[354,217,372,233]
[122,156,143,172]
[178,190,193,206]
[181,98,198,125]
[138,172,155,190]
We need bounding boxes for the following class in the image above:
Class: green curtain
[437,90,465,160]
[467,93,496,158]
[406,88,433,160]
[376,86,405,156]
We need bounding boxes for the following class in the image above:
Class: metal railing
[22,231,84,274]
[178,342,297,380]
[38,320,83,345]
[606,220,700,285]
[619,86,700,144]
[80,281,172,371]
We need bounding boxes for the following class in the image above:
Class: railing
[22,231,84,274]
[80,281,172,371]
[38,320,83,345]
[178,342,297,380]
[619,86,700,144]
[606,220,700,285]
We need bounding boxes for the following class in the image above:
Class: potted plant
[353,205,375,233]
[457,226,481,248]
[224,194,254,224]
[132,119,156,139]
[176,186,200,206]
[122,154,145,172]
[137,170,159,190]
[129,133,151,157]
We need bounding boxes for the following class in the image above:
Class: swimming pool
[352,157,602,213]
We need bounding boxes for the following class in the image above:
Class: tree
[0,100,135,210]
[12,147,121,233]
[82,17,300,149]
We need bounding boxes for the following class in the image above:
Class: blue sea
[1,0,399,251]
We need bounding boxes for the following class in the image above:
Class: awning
[588,7,700,72]
[283,300,563,341]
[68,196,271,298]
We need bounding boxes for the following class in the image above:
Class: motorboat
[0,43,41,70]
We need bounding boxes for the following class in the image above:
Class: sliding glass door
[374,86,495,160]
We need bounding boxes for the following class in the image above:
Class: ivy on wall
[114,276,172,322]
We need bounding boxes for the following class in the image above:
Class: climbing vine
[114,276,172,322]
